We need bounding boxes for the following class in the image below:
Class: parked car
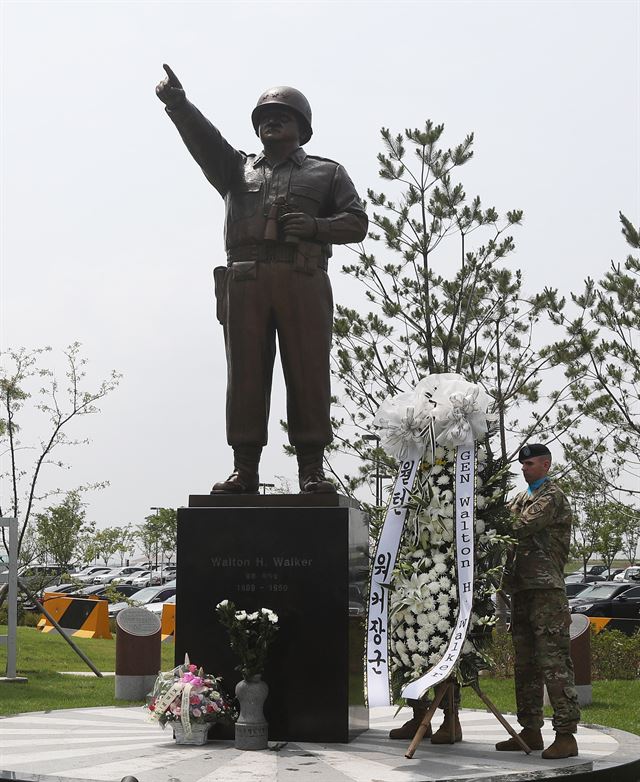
[146,593,176,616]
[569,582,635,612]
[108,584,177,617]
[71,567,113,584]
[564,573,605,584]
[70,565,109,580]
[565,582,591,598]
[95,566,147,585]
[569,584,640,623]
[72,583,143,601]
[17,564,67,590]
[613,566,640,582]
[122,570,153,587]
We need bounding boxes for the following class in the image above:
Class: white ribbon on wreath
[365,373,493,707]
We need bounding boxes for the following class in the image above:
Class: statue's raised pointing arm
[157,67,368,495]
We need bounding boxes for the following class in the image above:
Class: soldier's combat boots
[211,446,261,494]
[541,732,578,759]
[495,727,544,751]
[296,447,337,494]
[430,709,462,744]
[388,706,432,740]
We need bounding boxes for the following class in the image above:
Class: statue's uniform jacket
[505,480,581,734]
[166,100,368,448]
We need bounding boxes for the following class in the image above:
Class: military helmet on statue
[251,86,313,145]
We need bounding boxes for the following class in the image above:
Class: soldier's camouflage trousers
[511,588,580,734]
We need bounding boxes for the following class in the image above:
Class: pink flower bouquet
[147,655,236,729]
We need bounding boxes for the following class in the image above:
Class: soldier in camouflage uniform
[496,443,580,759]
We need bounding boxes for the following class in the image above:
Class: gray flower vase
[234,674,269,750]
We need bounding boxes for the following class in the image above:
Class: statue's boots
[388,706,432,740]
[495,728,544,751]
[541,732,578,759]
[431,709,462,744]
[211,446,260,494]
[297,447,337,494]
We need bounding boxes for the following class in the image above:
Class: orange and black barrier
[588,616,640,636]
[160,602,175,642]
[37,592,112,639]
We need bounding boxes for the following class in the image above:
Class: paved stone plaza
[1,706,639,782]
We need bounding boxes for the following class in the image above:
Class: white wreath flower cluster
[372,373,506,692]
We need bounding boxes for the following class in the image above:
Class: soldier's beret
[518,443,552,462]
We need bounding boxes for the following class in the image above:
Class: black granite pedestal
[176,494,369,743]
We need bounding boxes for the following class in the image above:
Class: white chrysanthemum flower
[427,610,440,625]
[428,580,441,594]
[401,652,411,666]
[434,561,447,575]
[430,464,444,475]
[406,626,415,639]
[411,549,426,559]
[395,640,407,655]
[395,625,406,639]
[416,626,429,641]
[411,653,427,668]
[430,635,445,649]
[437,603,450,617]
[428,652,441,666]
[476,518,486,532]
[449,583,457,597]
[423,596,437,611]
[433,552,446,564]
[404,611,416,626]
[462,640,474,654]
[436,475,449,485]
[418,640,429,653]
[438,576,451,590]
[407,637,418,652]
[437,591,450,604]
[436,618,450,633]
[476,496,487,510]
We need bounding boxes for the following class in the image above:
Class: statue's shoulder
[305,154,341,168]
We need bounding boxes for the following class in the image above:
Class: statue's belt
[226,244,328,271]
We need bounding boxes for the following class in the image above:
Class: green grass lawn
[0,626,174,715]
[464,677,640,736]
[1,626,638,736]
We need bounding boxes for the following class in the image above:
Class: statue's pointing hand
[156,64,186,109]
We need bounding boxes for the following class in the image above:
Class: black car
[569,581,635,612]
[570,584,640,632]
[565,582,591,598]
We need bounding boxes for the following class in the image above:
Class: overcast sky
[1,0,639,529]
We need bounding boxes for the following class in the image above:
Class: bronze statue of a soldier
[156,66,368,494]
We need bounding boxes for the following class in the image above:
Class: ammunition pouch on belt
[226,242,328,274]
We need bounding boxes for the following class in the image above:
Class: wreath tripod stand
[405,679,532,759]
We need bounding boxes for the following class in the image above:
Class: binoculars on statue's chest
[264,197,299,243]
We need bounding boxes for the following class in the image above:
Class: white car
[95,566,147,585]
[108,585,176,617]
[71,567,113,584]
[613,566,640,582]
[146,593,176,616]
[123,570,153,587]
